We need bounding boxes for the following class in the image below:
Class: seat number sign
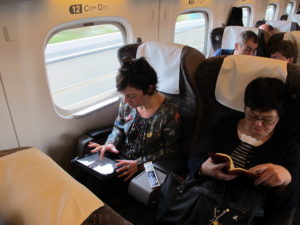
[69,4,108,14]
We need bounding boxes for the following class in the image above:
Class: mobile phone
[144,161,160,188]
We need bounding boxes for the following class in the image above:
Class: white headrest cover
[290,14,300,25]
[136,41,184,94]
[0,148,103,225]
[266,20,292,32]
[215,55,287,112]
[221,26,259,49]
[284,31,300,64]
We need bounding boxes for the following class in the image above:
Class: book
[208,152,260,177]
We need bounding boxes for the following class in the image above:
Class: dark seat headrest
[117,43,141,63]
[210,27,225,52]
[291,22,300,31]
[193,56,243,135]
[280,14,288,21]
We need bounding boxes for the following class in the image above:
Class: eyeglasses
[245,113,279,126]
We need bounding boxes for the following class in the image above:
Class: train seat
[76,41,205,157]
[118,41,206,153]
[75,41,206,206]
[283,31,300,64]
[221,26,259,49]
[193,55,300,224]
[210,26,269,57]
[266,20,299,33]
[194,55,292,130]
[280,14,289,20]
[267,31,300,64]
[76,41,205,159]
[290,14,300,26]
[0,147,133,225]
[195,55,300,139]
[118,41,205,205]
[210,26,225,52]
[215,55,287,111]
[255,20,299,32]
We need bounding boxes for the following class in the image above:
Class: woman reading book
[187,77,300,225]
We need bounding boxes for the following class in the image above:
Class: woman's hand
[201,158,237,181]
[248,163,291,187]
[88,142,119,159]
[115,160,139,181]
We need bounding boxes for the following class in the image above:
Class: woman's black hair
[116,56,158,95]
[244,77,287,116]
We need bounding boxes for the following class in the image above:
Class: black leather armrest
[77,126,113,157]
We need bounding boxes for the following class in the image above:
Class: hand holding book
[208,152,260,178]
[247,163,291,186]
[200,155,238,181]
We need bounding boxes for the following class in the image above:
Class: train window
[285,2,293,15]
[45,23,124,117]
[265,4,276,20]
[174,12,207,54]
[241,7,251,27]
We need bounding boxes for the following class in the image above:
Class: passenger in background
[255,20,266,28]
[89,56,181,181]
[213,30,259,56]
[269,40,297,63]
[187,77,299,224]
[259,24,274,36]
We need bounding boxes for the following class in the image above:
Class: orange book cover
[208,152,259,177]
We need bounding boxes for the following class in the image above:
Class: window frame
[241,6,251,27]
[173,10,209,55]
[44,19,128,118]
[285,2,294,15]
[265,4,276,21]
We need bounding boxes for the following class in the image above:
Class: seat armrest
[87,126,113,141]
[77,126,113,157]
[128,156,187,206]
[128,168,167,206]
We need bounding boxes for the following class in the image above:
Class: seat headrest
[266,20,292,33]
[194,56,300,142]
[0,148,103,225]
[283,31,300,64]
[136,41,184,94]
[221,26,259,49]
[118,43,140,61]
[215,55,288,111]
[210,27,225,52]
[289,14,300,25]
[280,14,289,20]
